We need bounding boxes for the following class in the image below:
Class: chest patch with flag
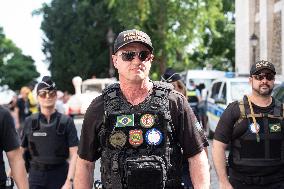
[116,114,134,127]
[269,123,281,133]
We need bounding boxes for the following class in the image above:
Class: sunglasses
[118,51,151,61]
[38,90,57,98]
[253,73,275,81]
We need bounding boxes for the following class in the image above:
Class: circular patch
[109,131,127,148]
[145,128,163,145]
[140,114,155,128]
[249,122,260,133]
[129,129,143,147]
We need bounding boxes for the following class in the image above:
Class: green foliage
[0,27,39,90]
[39,0,235,92]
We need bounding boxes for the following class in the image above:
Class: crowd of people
[0,29,283,189]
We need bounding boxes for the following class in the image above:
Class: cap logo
[255,60,271,69]
[123,31,147,42]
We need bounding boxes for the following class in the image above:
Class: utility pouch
[124,155,166,189]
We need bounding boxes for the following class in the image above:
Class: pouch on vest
[124,155,166,189]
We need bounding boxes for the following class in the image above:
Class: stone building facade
[235,0,284,78]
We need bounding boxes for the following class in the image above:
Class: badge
[249,122,260,133]
[269,123,281,133]
[109,131,127,148]
[145,128,163,145]
[140,114,155,128]
[116,114,134,127]
[129,129,143,147]
[33,132,47,137]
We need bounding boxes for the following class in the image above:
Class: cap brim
[114,41,153,53]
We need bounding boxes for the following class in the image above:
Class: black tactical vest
[230,96,284,167]
[99,82,183,189]
[28,113,69,165]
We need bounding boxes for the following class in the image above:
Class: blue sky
[0,0,51,78]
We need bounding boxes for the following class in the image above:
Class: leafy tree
[0,27,40,90]
[190,0,235,71]
[39,0,234,91]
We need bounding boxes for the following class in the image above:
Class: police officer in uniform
[0,106,29,189]
[212,60,284,189]
[74,29,210,189]
[21,76,79,189]
[187,79,201,120]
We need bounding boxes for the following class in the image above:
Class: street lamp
[250,33,259,64]
[107,28,115,78]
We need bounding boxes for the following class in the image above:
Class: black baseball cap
[250,60,276,76]
[113,29,153,53]
[161,68,181,83]
[37,76,57,93]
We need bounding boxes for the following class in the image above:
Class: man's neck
[249,94,272,107]
[119,79,153,105]
[40,107,56,123]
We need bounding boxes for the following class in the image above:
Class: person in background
[55,90,65,114]
[0,105,29,189]
[196,83,208,130]
[187,79,202,121]
[21,76,79,189]
[74,29,210,189]
[213,60,284,189]
[28,81,38,114]
[161,67,209,189]
[15,86,32,134]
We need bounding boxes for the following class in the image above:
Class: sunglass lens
[122,52,135,61]
[38,91,47,98]
[266,74,274,81]
[139,51,149,61]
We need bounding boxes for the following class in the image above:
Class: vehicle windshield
[231,81,251,101]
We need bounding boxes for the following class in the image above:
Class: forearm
[74,157,95,189]
[64,147,78,186]
[189,149,210,189]
[212,140,230,184]
[7,149,29,189]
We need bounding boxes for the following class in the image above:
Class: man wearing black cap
[74,29,210,189]
[21,76,79,189]
[212,60,284,188]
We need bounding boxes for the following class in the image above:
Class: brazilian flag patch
[269,123,281,133]
[116,114,134,127]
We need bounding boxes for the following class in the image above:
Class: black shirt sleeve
[65,116,79,147]
[213,101,241,144]
[0,107,20,152]
[169,91,205,158]
[77,95,104,162]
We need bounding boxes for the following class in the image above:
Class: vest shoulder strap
[56,114,69,135]
[31,113,40,130]
[236,100,246,124]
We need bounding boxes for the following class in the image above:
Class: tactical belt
[31,161,67,171]
[230,168,284,185]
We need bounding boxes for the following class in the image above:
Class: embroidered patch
[109,131,127,148]
[269,123,281,133]
[116,114,134,127]
[129,129,143,147]
[33,132,47,137]
[140,114,155,128]
[145,128,163,145]
[249,122,260,133]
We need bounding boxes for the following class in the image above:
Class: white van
[179,69,226,98]
[206,77,251,138]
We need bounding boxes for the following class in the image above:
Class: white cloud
[0,0,51,79]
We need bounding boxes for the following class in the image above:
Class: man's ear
[112,55,118,68]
